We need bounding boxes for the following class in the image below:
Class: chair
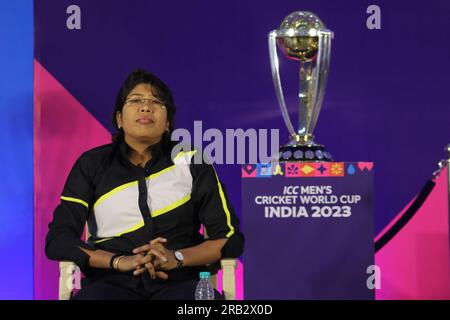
[58,226,238,300]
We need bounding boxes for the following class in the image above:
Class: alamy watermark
[66,5,81,30]
[171,121,280,165]
[366,5,381,30]
[366,264,381,290]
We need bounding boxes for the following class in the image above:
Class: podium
[242,162,374,300]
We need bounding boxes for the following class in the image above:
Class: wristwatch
[174,250,184,268]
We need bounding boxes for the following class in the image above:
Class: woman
[45,69,244,300]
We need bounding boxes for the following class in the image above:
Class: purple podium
[242,162,375,300]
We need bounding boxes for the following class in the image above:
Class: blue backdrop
[0,0,34,299]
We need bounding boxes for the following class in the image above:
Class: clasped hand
[114,237,178,280]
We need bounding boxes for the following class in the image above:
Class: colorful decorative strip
[242,162,373,178]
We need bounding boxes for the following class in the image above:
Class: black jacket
[45,138,244,279]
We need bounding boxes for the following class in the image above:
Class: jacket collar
[118,138,164,165]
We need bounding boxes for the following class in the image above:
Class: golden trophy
[269,11,334,161]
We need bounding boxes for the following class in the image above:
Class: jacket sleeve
[191,161,244,258]
[45,153,97,276]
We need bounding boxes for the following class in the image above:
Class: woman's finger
[135,253,153,267]
[150,237,167,245]
[145,262,156,279]
[155,271,168,280]
[133,265,145,276]
[149,248,167,263]
[132,244,151,254]
[132,238,166,254]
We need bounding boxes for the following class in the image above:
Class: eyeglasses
[124,98,167,112]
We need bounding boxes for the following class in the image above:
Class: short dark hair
[112,69,176,143]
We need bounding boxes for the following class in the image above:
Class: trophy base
[278,144,333,162]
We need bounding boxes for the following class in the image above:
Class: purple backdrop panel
[242,162,374,299]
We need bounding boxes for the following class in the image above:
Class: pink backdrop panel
[375,167,450,300]
[34,60,111,299]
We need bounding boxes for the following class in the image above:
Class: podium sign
[242,162,374,299]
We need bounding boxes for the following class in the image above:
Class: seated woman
[45,69,244,300]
